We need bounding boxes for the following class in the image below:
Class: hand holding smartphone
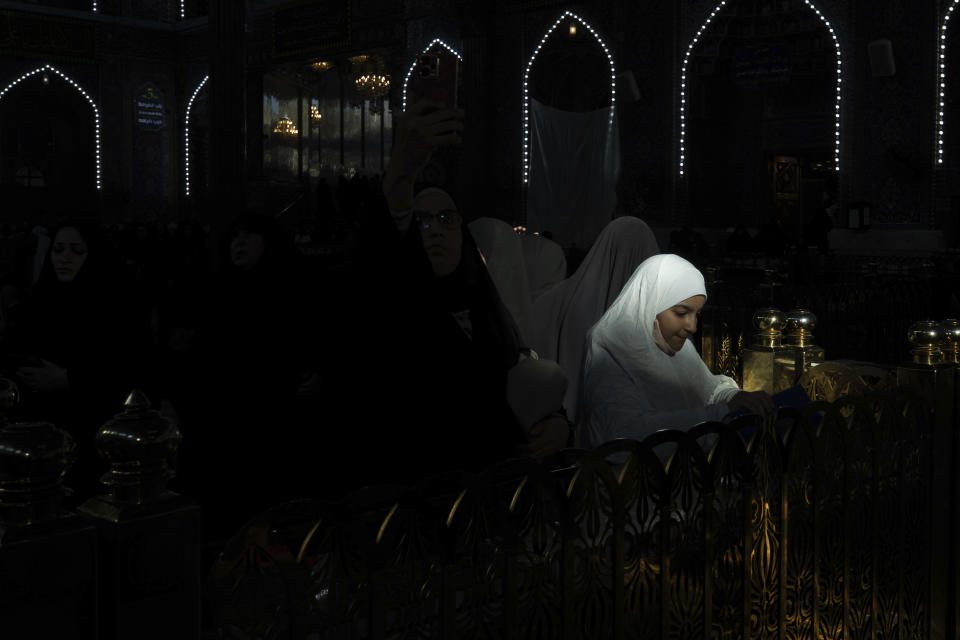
[384,52,463,211]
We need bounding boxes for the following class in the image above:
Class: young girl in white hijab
[580,254,773,448]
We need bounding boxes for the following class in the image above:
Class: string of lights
[184,75,208,197]
[937,1,958,165]
[678,0,841,176]
[677,1,726,177]
[401,39,463,112]
[804,0,843,173]
[522,11,616,185]
[93,1,185,18]
[0,64,102,191]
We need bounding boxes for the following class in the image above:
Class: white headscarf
[521,234,567,300]
[468,217,534,343]
[580,254,739,447]
[528,216,660,422]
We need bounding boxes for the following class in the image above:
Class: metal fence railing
[206,385,957,639]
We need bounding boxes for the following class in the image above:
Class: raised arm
[382,101,464,231]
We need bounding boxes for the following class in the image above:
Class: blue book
[728,385,811,419]
[732,385,814,441]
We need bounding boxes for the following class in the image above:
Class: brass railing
[206,388,953,639]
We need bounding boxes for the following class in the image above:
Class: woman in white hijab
[468,217,534,342]
[529,216,660,423]
[521,233,567,301]
[580,254,774,449]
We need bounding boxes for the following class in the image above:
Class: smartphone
[408,52,459,111]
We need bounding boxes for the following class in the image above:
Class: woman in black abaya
[4,217,142,499]
[329,102,570,493]
[348,186,530,486]
[183,211,324,542]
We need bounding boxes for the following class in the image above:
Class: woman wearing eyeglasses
[328,100,569,492]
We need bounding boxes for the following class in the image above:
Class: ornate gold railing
[206,387,951,639]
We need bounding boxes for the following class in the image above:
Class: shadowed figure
[2,217,145,500]
[529,216,660,425]
[182,211,323,542]
[521,232,568,301]
[322,99,570,497]
[331,188,530,490]
[469,216,534,343]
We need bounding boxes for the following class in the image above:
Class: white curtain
[527,99,620,250]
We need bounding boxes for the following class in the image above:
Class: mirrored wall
[262,54,392,187]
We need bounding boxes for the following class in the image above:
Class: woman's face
[230,228,265,270]
[413,190,462,277]
[50,226,88,283]
[656,294,706,352]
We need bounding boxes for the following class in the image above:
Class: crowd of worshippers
[0,101,775,544]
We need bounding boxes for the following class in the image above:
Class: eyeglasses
[413,209,462,229]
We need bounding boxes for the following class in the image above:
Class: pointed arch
[937,1,959,165]
[184,74,209,197]
[522,10,616,184]
[678,0,842,175]
[0,64,102,190]
[401,38,463,112]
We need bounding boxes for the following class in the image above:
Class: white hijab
[581,254,739,446]
[468,217,534,343]
[529,216,660,421]
[521,234,567,301]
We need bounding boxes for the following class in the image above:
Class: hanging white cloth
[528,216,659,423]
[580,254,740,449]
[469,217,534,344]
[521,234,567,301]
[526,99,620,250]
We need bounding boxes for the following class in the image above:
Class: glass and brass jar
[94,389,181,507]
[0,377,76,529]
[773,309,825,392]
[897,320,953,412]
[940,318,960,365]
[742,308,786,393]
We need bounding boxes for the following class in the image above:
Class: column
[208,0,246,220]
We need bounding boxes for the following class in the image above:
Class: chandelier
[311,60,333,71]
[272,114,299,137]
[355,74,390,99]
[310,104,322,122]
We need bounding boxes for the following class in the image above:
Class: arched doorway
[0,65,101,223]
[679,0,841,240]
[523,11,617,250]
